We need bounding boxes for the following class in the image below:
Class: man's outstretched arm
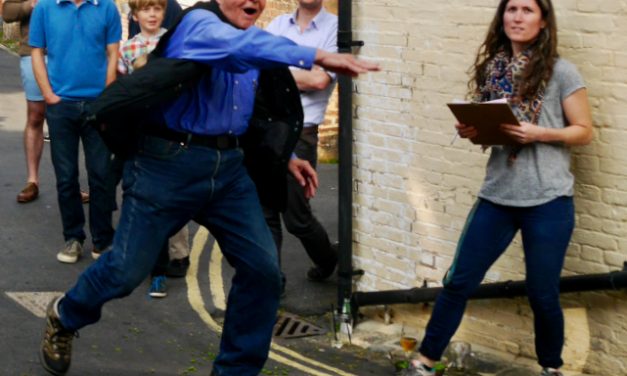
[166,10,380,77]
[314,49,380,78]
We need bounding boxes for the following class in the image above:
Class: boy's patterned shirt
[118,28,167,75]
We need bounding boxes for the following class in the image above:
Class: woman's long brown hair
[468,0,559,99]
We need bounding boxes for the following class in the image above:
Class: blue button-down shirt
[162,9,317,136]
[266,7,338,127]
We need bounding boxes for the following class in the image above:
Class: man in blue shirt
[265,0,339,291]
[38,1,378,375]
[29,0,121,265]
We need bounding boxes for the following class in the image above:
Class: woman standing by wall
[405,1,593,375]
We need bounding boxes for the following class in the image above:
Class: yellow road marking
[267,351,335,376]
[186,226,357,376]
[209,241,226,311]
[186,226,221,333]
[270,343,357,376]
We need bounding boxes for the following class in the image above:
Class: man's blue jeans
[45,101,114,249]
[58,136,282,375]
[419,197,574,369]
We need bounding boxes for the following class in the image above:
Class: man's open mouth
[243,7,257,15]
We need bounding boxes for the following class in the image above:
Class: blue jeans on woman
[419,196,574,369]
[46,100,114,249]
[58,135,281,375]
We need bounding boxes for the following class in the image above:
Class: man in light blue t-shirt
[29,0,121,264]
[265,0,339,289]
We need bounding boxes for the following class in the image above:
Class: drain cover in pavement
[273,313,326,339]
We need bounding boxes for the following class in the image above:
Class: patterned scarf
[474,49,545,164]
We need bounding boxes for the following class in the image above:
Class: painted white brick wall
[351,0,627,373]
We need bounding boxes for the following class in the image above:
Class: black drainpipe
[336,0,364,310]
[352,262,627,316]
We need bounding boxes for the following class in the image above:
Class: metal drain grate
[273,313,326,339]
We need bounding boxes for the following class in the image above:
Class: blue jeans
[46,101,114,249]
[58,136,281,375]
[419,197,574,369]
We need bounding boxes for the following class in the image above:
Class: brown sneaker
[17,182,39,203]
[91,244,112,260]
[91,247,102,260]
[40,296,77,376]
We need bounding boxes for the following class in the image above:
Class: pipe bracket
[338,31,364,50]
[337,40,365,49]
[338,269,365,278]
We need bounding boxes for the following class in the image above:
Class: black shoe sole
[307,265,336,282]
[165,270,188,278]
[165,258,190,278]
[39,344,67,376]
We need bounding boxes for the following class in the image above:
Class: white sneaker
[540,368,564,376]
[398,360,435,376]
[57,240,82,263]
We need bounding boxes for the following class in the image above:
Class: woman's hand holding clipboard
[447,98,520,145]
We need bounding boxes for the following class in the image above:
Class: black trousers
[263,127,337,271]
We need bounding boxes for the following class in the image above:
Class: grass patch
[0,28,21,54]
[320,157,339,164]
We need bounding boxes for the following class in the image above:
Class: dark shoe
[149,276,168,298]
[40,296,77,376]
[165,256,190,278]
[307,242,338,282]
[80,190,89,204]
[307,264,336,282]
[17,182,39,203]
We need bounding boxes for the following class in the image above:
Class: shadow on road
[0,48,23,95]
